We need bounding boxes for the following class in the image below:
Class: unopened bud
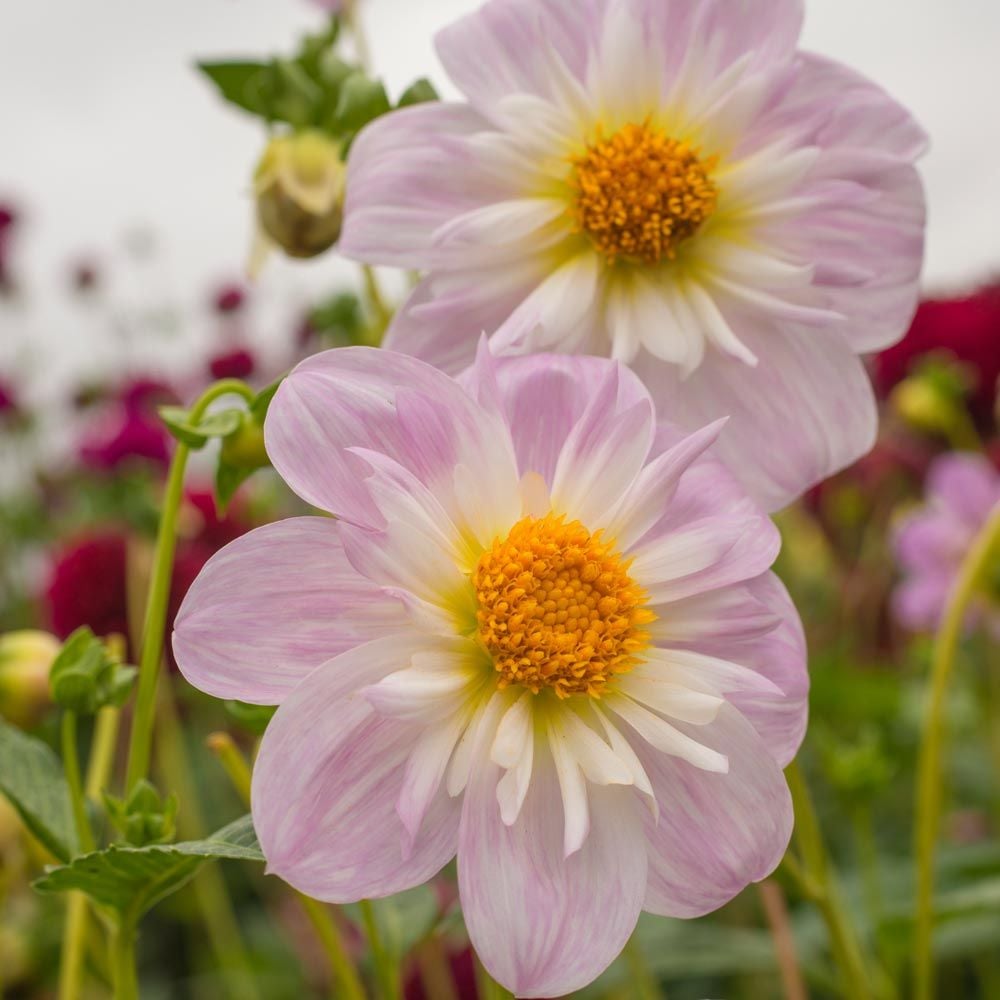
[220,411,269,472]
[891,376,960,438]
[0,630,60,728]
[253,130,346,261]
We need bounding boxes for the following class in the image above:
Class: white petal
[546,715,590,858]
[615,674,725,725]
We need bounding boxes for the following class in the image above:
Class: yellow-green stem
[786,760,872,999]
[359,897,399,1000]
[913,503,1000,1000]
[361,264,392,341]
[62,711,94,852]
[111,922,139,1000]
[123,379,254,792]
[206,732,367,1000]
[624,935,660,1000]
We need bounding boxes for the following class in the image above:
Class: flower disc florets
[571,122,719,265]
[473,513,653,698]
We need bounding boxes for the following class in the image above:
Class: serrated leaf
[34,815,263,920]
[0,717,79,862]
[197,61,272,118]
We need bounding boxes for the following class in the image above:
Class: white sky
[2,0,1000,391]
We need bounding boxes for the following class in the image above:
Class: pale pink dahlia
[173,347,807,997]
[339,0,927,511]
[893,454,1000,636]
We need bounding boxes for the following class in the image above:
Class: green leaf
[250,378,283,424]
[397,78,438,108]
[333,72,391,134]
[0,717,79,861]
[34,815,263,920]
[159,405,243,450]
[214,459,254,517]
[197,61,272,118]
[345,884,439,962]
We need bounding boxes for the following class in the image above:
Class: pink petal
[483,353,651,484]
[458,749,647,998]
[659,573,808,767]
[435,0,598,112]
[340,103,502,269]
[636,324,878,512]
[635,704,793,917]
[264,347,519,531]
[252,634,460,901]
[927,453,1000,529]
[172,518,399,705]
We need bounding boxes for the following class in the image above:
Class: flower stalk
[913,502,1000,999]
[124,379,254,792]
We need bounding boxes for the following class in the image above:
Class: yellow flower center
[570,121,718,265]
[472,513,653,698]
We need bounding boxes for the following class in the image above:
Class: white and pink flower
[339,0,926,512]
[173,346,807,997]
[893,454,1000,636]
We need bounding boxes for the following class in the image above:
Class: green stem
[58,894,90,1000]
[61,711,94,853]
[299,895,367,1000]
[359,897,399,1000]
[124,379,253,792]
[913,503,1000,1000]
[361,264,392,343]
[111,922,139,1000]
[86,706,121,802]
[787,760,872,999]
[624,936,660,1000]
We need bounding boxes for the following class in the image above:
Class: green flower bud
[0,630,60,728]
[220,411,270,472]
[253,130,346,261]
[103,780,178,847]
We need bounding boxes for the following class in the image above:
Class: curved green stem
[913,503,1000,1000]
[124,380,253,792]
[359,898,399,1000]
[787,760,872,999]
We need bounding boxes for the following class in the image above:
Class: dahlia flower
[893,454,1000,636]
[173,346,807,997]
[339,0,926,511]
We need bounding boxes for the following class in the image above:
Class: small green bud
[0,631,60,728]
[253,130,346,261]
[891,357,974,439]
[220,411,270,473]
[103,780,178,847]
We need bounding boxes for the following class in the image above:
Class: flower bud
[253,130,346,261]
[0,631,60,728]
[220,411,270,473]
[890,359,972,439]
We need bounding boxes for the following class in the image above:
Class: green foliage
[397,77,439,108]
[345,885,440,963]
[214,380,281,516]
[0,716,79,861]
[49,627,136,715]
[103,780,179,847]
[309,291,365,345]
[34,815,263,921]
[332,72,391,134]
[158,405,243,450]
[224,700,277,736]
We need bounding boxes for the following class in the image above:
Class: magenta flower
[893,454,1000,636]
[173,346,806,996]
[339,0,926,511]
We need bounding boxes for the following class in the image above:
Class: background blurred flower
[0,630,60,729]
[875,283,1000,427]
[174,346,806,998]
[45,492,250,662]
[892,453,1000,634]
[208,347,256,381]
[213,283,246,315]
[341,0,926,511]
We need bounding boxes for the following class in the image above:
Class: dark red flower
[45,492,250,664]
[0,377,19,417]
[214,284,246,314]
[46,534,130,643]
[404,946,478,1000]
[72,260,99,293]
[874,284,1000,425]
[79,409,171,471]
[0,203,17,234]
[120,377,177,414]
[209,347,256,381]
